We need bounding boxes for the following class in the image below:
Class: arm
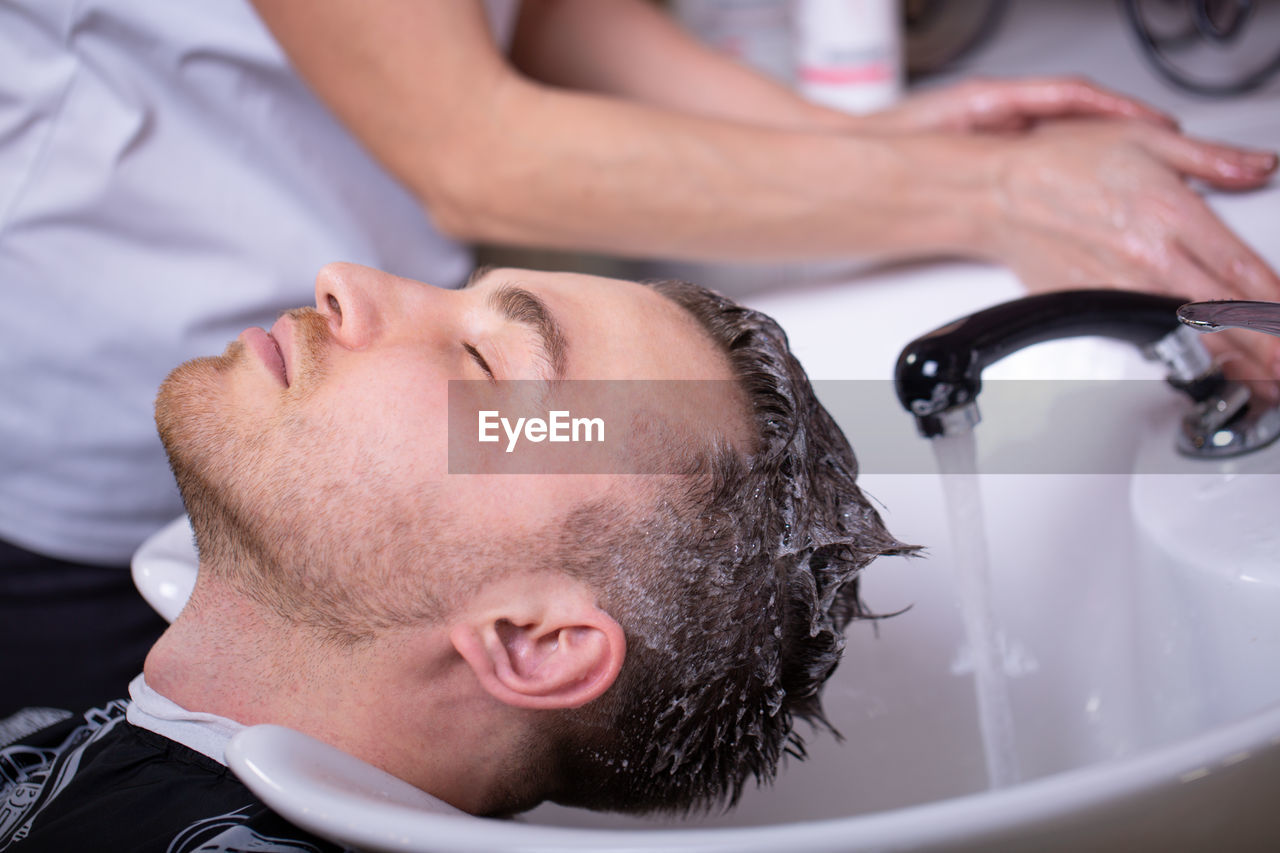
[249,2,1278,301]
[248,0,985,262]
[508,0,858,131]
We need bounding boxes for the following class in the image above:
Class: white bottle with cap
[793,0,903,114]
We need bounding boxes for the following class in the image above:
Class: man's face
[156,264,742,632]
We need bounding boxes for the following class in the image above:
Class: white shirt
[0,0,481,563]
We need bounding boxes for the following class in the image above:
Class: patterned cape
[0,703,349,853]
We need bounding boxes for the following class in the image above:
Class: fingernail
[1248,151,1278,171]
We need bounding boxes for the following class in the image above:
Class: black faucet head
[894,290,1194,438]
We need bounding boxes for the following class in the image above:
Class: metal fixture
[1174,299,1280,456]
[1178,299,1280,336]
[1122,0,1280,96]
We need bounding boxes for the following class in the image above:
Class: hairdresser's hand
[986,118,1280,378]
[861,76,1178,135]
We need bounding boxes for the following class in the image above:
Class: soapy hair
[540,280,915,815]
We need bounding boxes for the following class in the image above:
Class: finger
[1203,331,1280,396]
[1172,199,1280,302]
[993,77,1179,128]
[979,113,1032,134]
[1137,127,1279,189]
[1147,241,1223,301]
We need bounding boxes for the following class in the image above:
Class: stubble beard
[153,321,454,640]
[155,342,286,605]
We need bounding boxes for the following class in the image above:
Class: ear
[449,592,626,711]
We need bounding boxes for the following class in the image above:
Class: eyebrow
[486,283,569,381]
[461,265,494,290]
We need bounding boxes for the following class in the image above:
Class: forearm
[250,0,992,263]
[426,77,995,262]
[510,0,859,132]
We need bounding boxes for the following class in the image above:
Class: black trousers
[0,537,170,716]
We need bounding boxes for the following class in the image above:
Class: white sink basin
[136,327,1280,851]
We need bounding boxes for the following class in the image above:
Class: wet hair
[536,280,915,816]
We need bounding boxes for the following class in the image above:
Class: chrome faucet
[893,290,1280,458]
[1178,300,1280,338]
[1175,299,1280,457]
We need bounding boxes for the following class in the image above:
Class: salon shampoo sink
[135,325,1280,851]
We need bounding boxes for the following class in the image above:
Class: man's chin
[154,344,242,475]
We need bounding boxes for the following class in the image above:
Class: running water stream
[932,431,1021,789]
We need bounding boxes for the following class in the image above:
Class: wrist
[871,134,1006,261]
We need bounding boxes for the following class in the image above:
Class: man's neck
[144,574,517,814]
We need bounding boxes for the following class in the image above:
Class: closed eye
[463,343,495,381]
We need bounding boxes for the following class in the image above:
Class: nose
[314,262,388,349]
[315,262,445,350]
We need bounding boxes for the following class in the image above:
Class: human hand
[982,119,1280,378]
[861,76,1178,135]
